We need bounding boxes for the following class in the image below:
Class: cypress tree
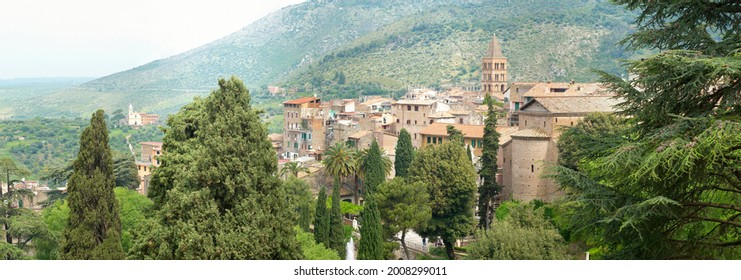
[314,187,329,247]
[298,204,311,233]
[358,139,385,260]
[393,129,413,178]
[358,196,384,260]
[478,96,501,229]
[62,110,124,260]
[363,140,385,194]
[329,182,346,259]
[128,77,300,259]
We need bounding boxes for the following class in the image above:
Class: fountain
[345,238,355,260]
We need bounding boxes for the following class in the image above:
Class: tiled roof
[485,34,505,58]
[521,96,621,114]
[349,130,372,139]
[510,128,550,139]
[283,97,320,105]
[268,134,283,141]
[420,123,485,139]
[496,126,519,145]
[140,142,163,147]
[428,112,454,119]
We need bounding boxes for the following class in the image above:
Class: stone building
[127,103,160,126]
[391,99,450,147]
[501,96,620,202]
[282,97,323,159]
[506,81,608,126]
[481,34,508,100]
[135,141,162,195]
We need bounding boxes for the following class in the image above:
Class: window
[478,140,483,147]
[407,105,411,111]
[414,120,417,125]
[531,165,534,173]
[544,121,546,127]
[459,118,464,124]
[414,106,419,111]
[138,166,141,171]
[433,137,437,144]
[144,166,147,172]
[427,137,431,144]
[525,120,528,126]
[396,119,400,123]
[308,134,312,140]
[414,133,417,140]
[438,137,443,144]
[407,120,411,125]
[294,142,298,149]
[471,139,476,148]
[555,118,558,123]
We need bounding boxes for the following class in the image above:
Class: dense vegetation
[0,118,163,179]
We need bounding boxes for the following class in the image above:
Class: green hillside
[4,0,639,119]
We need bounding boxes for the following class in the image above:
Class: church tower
[482,34,508,97]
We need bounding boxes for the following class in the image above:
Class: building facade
[482,34,508,99]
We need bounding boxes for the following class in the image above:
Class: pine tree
[394,129,413,178]
[478,97,501,229]
[62,110,124,260]
[358,196,384,260]
[314,187,329,247]
[128,77,301,259]
[329,182,345,259]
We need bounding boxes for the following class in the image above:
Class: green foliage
[393,128,413,178]
[0,242,25,260]
[341,201,363,216]
[478,101,501,229]
[446,125,464,144]
[408,136,477,260]
[362,140,386,194]
[551,0,741,259]
[113,152,139,189]
[280,161,310,179]
[62,110,124,260]
[375,177,431,260]
[329,182,346,259]
[113,188,153,254]
[295,227,341,260]
[36,200,69,260]
[358,196,384,260]
[314,187,329,247]
[128,77,300,259]
[323,142,356,183]
[467,203,568,260]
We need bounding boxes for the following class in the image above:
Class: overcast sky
[0,0,306,79]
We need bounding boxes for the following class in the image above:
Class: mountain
[8,0,639,119]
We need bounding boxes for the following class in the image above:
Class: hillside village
[267,34,618,206]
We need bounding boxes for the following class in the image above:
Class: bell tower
[482,34,508,96]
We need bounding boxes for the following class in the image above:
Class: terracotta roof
[283,97,320,105]
[521,96,621,114]
[361,98,393,106]
[140,142,163,146]
[268,134,283,141]
[420,123,485,139]
[521,82,610,98]
[485,34,505,58]
[428,112,454,119]
[496,126,519,145]
[348,130,372,139]
[510,128,550,139]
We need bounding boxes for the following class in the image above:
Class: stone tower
[482,34,508,96]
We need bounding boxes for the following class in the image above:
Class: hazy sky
[0,0,306,79]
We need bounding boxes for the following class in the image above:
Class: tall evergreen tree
[298,204,311,233]
[358,139,386,260]
[409,138,477,259]
[363,140,386,194]
[0,157,31,244]
[62,110,124,260]
[478,97,501,229]
[329,182,345,259]
[550,1,741,259]
[358,197,384,260]
[394,129,413,178]
[128,77,301,259]
[314,187,329,247]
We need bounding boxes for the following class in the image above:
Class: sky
[0,0,306,79]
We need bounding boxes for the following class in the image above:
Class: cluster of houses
[274,34,620,204]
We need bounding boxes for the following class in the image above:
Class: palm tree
[279,161,310,179]
[321,143,356,202]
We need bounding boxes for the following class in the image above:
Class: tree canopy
[550,0,741,259]
[394,128,414,178]
[128,77,300,259]
[477,96,501,229]
[408,136,477,259]
[375,177,431,260]
[62,110,125,260]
